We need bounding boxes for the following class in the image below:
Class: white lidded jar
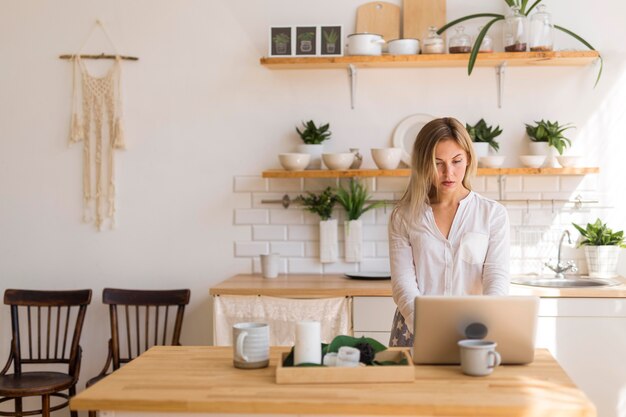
[529,4,554,52]
[422,26,445,54]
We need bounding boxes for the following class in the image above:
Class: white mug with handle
[233,322,270,369]
[458,339,502,376]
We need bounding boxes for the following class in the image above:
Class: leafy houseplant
[466,119,502,152]
[437,0,602,86]
[572,219,625,278]
[335,179,385,262]
[296,120,331,145]
[272,33,290,45]
[298,187,338,263]
[525,119,574,155]
[297,32,315,42]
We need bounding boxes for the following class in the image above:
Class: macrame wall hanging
[61,20,138,230]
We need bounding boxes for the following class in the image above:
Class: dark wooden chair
[86,288,190,415]
[0,289,92,417]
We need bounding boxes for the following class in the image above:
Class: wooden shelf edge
[260,50,600,69]
[262,167,599,178]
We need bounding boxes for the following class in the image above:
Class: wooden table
[70,346,596,417]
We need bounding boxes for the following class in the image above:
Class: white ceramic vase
[344,220,363,263]
[319,219,338,263]
[584,246,621,278]
[297,144,324,170]
[528,141,560,167]
[473,142,490,158]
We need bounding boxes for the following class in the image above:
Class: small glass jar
[475,26,493,53]
[503,5,528,52]
[422,26,445,54]
[449,26,471,54]
[529,4,554,51]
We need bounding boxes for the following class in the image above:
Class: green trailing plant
[272,33,290,45]
[335,179,384,221]
[298,187,336,221]
[296,120,331,144]
[525,119,574,155]
[466,119,502,152]
[572,219,626,247]
[437,0,602,86]
[297,31,315,42]
[323,28,338,44]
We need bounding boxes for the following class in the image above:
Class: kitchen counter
[209,274,626,298]
[70,346,595,417]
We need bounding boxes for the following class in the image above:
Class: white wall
[1,0,626,410]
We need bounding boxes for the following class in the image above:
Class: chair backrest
[102,288,190,369]
[4,289,92,376]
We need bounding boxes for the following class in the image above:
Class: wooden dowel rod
[59,53,139,61]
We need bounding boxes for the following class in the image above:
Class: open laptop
[412,295,539,365]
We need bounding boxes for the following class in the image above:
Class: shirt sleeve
[482,203,510,295]
[389,210,421,332]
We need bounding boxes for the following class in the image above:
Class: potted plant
[572,219,625,278]
[335,179,384,262]
[296,120,332,169]
[298,187,338,263]
[436,0,602,86]
[466,119,502,159]
[525,119,574,167]
[297,31,315,53]
[322,28,338,54]
[272,33,291,55]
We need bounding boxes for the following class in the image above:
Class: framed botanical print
[320,25,343,56]
[269,27,293,57]
[295,26,318,56]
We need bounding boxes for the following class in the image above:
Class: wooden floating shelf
[263,167,599,179]
[260,51,600,70]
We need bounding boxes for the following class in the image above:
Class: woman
[388,117,510,347]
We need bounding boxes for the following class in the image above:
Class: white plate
[344,272,391,280]
[392,113,435,166]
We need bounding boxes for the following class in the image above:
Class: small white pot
[528,141,560,167]
[472,142,490,161]
[297,144,324,169]
[344,220,363,263]
[347,33,385,56]
[584,246,621,278]
[388,38,420,55]
[319,219,338,263]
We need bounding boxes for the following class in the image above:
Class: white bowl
[278,153,310,171]
[322,153,354,170]
[479,155,505,168]
[519,155,546,168]
[371,148,402,170]
[556,155,583,168]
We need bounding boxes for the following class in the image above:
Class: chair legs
[14,397,22,416]
[88,411,97,417]
[41,394,50,417]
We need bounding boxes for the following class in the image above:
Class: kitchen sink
[512,276,620,288]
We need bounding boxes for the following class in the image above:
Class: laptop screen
[412,295,539,365]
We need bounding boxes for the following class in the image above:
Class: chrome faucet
[545,230,578,279]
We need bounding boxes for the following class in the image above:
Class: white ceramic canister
[387,38,420,55]
[347,33,385,56]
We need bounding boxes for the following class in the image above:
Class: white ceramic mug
[260,253,279,279]
[458,339,501,376]
[233,322,270,369]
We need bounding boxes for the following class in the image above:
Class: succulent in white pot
[296,120,331,169]
[525,119,575,167]
[573,219,625,278]
[466,119,502,167]
[298,187,338,263]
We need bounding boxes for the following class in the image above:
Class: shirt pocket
[459,232,489,265]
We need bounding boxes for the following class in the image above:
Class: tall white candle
[294,320,321,365]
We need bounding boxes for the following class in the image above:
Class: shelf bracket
[495,62,507,108]
[348,64,357,109]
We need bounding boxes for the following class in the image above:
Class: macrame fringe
[113,117,126,149]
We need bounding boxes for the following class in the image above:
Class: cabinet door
[353,297,396,332]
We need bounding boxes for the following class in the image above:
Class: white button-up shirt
[389,191,510,331]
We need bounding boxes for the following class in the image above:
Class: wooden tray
[275,349,414,384]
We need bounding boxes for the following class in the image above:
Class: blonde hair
[393,117,477,222]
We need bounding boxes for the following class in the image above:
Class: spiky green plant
[323,28,338,44]
[335,179,384,221]
[466,119,502,152]
[298,187,336,221]
[437,0,602,86]
[572,219,625,247]
[525,119,574,155]
[296,120,331,145]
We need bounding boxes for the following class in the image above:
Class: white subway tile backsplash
[253,225,287,241]
[269,178,302,192]
[360,210,376,225]
[523,176,559,192]
[323,262,359,274]
[270,241,305,257]
[559,175,586,192]
[375,208,391,225]
[288,258,323,274]
[270,208,304,224]
[363,225,388,241]
[485,177,500,193]
[233,225,252,241]
[507,209,523,226]
[362,242,376,258]
[504,176,522,192]
[376,241,389,257]
[305,241,320,258]
[471,177,485,192]
[253,258,288,275]
[235,209,268,225]
[303,212,320,225]
[235,242,269,257]
[377,177,409,192]
[303,178,338,191]
[288,225,318,240]
[232,193,252,209]
[359,258,391,272]
[234,176,267,192]
[252,192,299,208]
